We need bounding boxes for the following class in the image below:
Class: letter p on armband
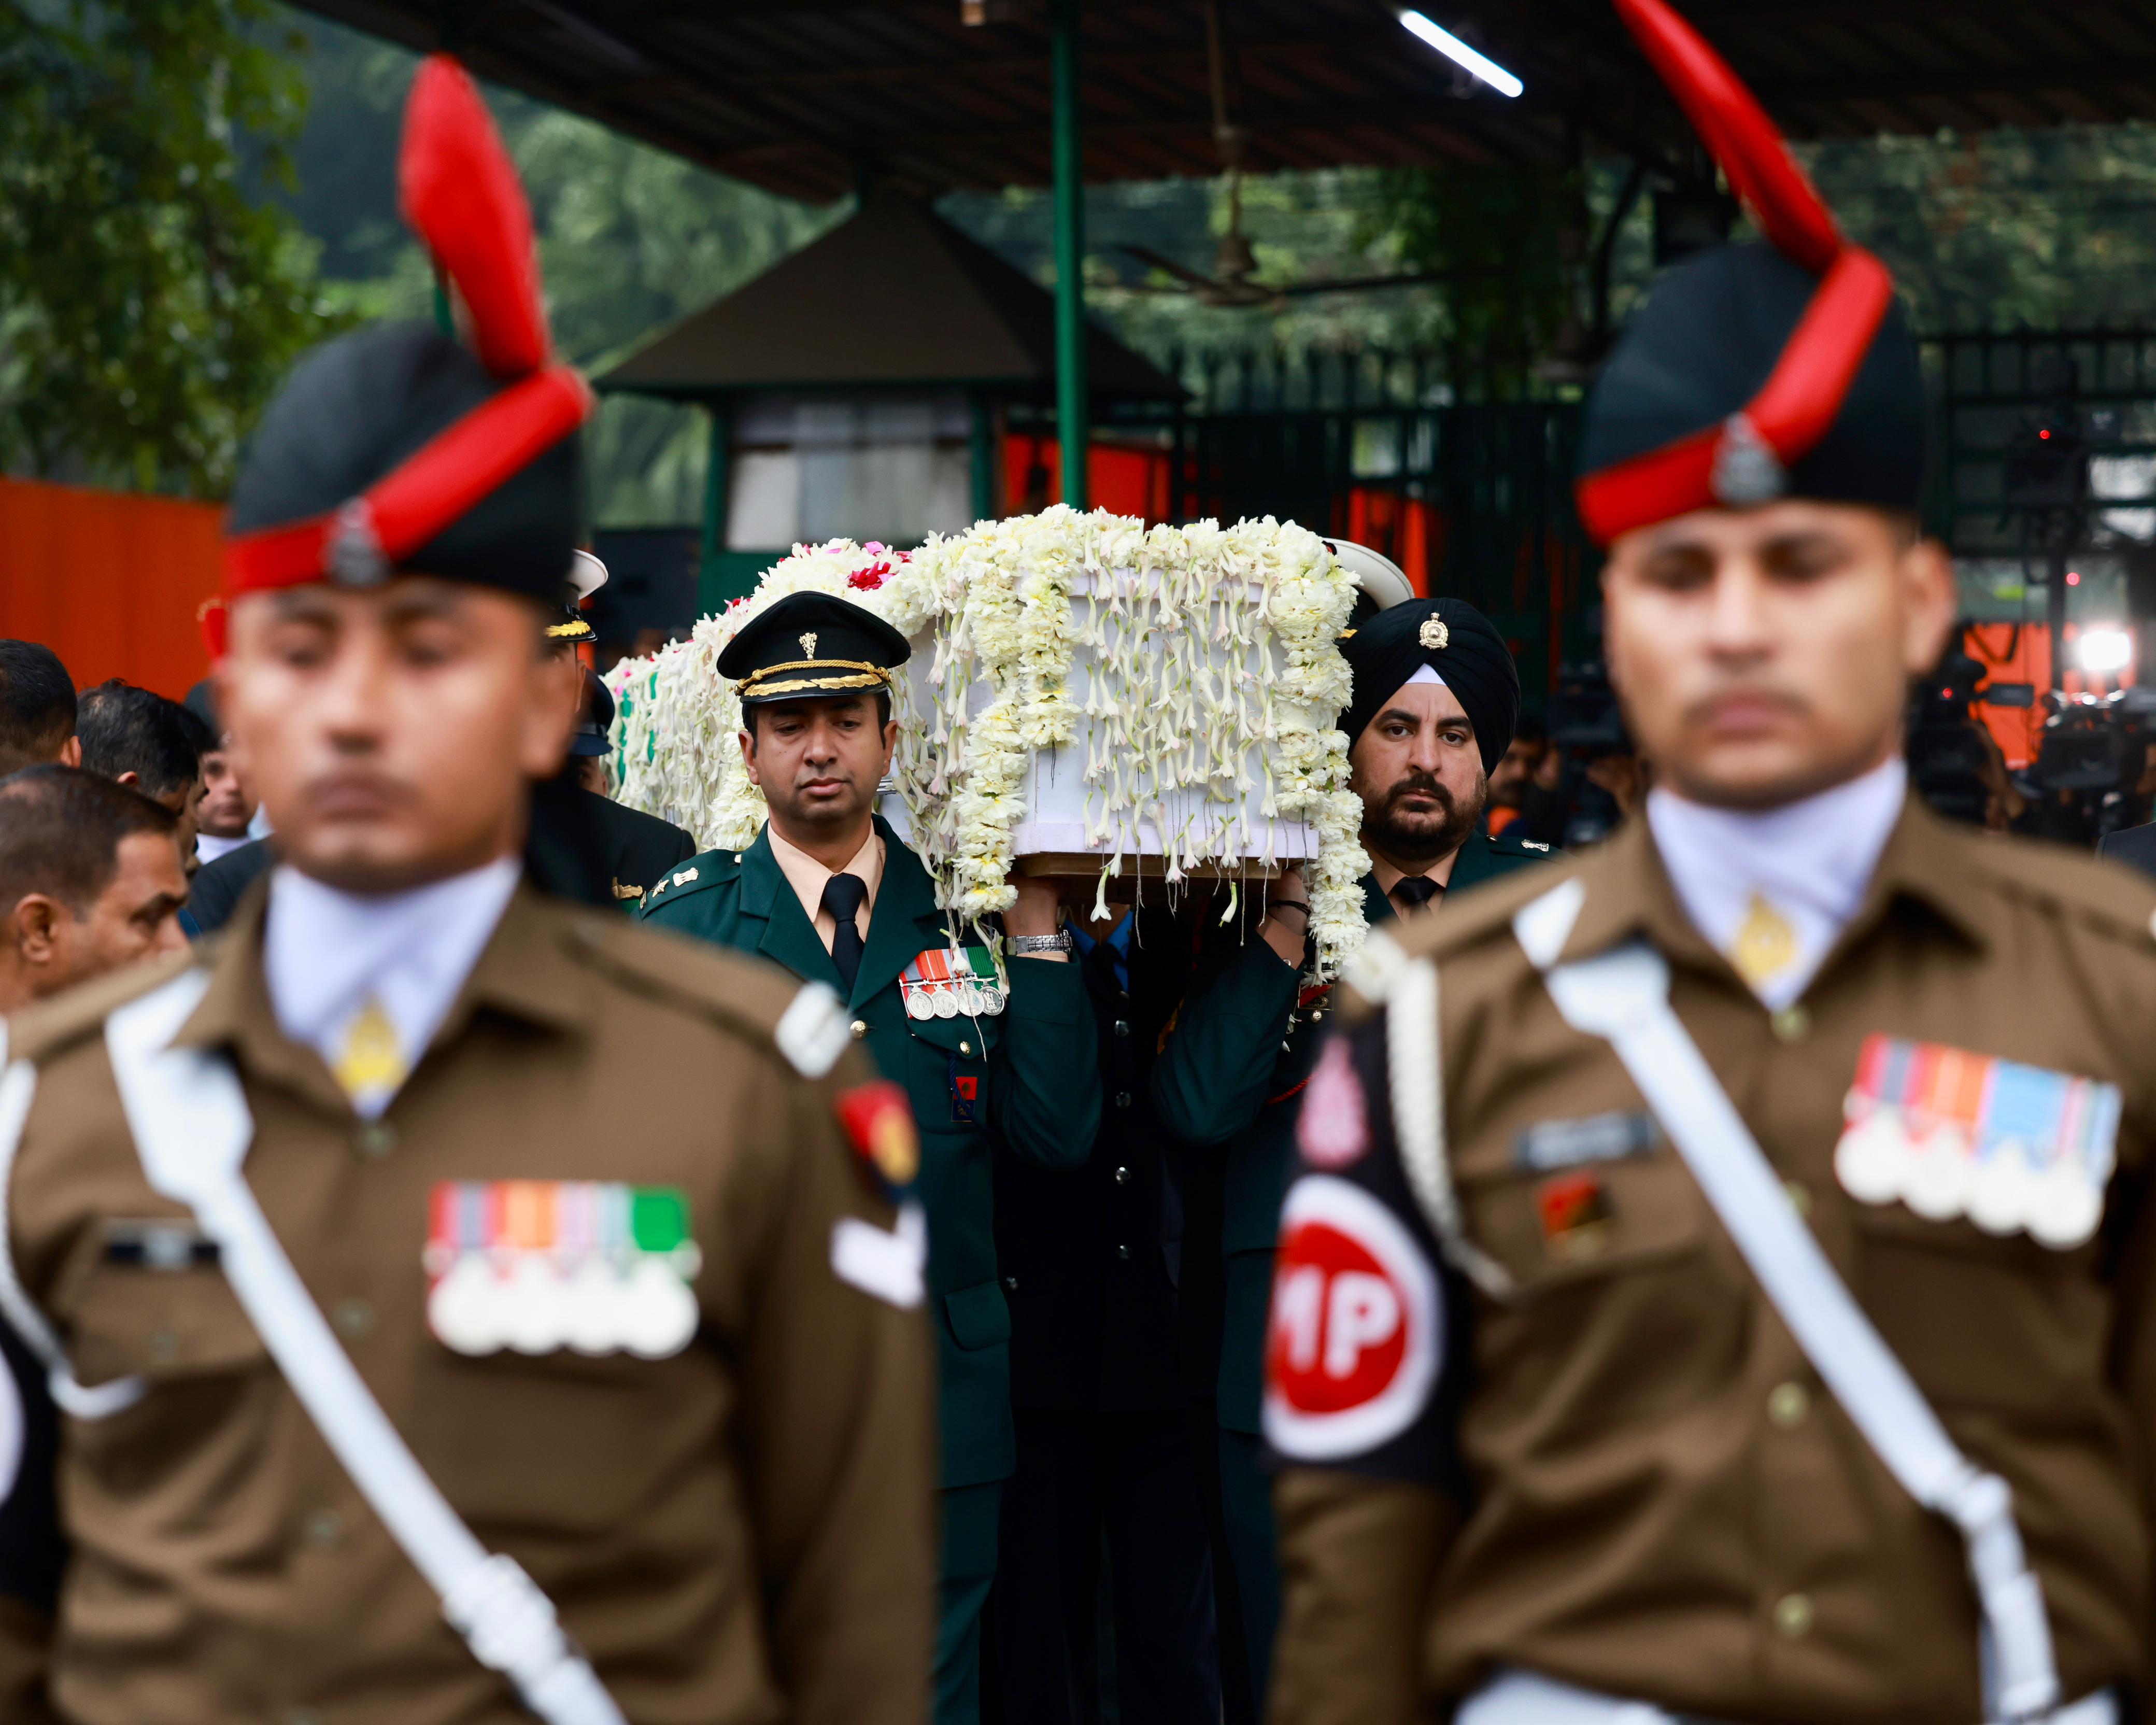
[1262,1175,1442,1462]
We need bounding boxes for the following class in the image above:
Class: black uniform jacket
[995,907,1198,1416]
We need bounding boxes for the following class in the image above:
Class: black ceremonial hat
[1339,597,1520,776]
[1573,0,1923,545]
[221,57,590,607]
[718,591,912,707]
[229,323,586,605]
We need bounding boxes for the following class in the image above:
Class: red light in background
[2040,428,2053,440]
[2067,571,2082,586]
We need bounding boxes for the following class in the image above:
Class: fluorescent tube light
[1399,9,1524,98]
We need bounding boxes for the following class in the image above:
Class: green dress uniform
[1153,827,1550,1716]
[643,813,1099,1725]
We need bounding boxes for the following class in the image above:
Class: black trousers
[992,1407,1221,1725]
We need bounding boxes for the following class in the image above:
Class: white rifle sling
[1512,881,2061,1724]
[1350,930,1512,1300]
[104,970,626,1725]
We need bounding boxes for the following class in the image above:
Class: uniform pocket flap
[906,1013,995,1057]
[65,1258,267,1384]
[942,1279,1012,1351]
[1466,1149,1707,1295]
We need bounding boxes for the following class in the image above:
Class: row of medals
[904,977,1005,1020]
[1833,1098,2107,1250]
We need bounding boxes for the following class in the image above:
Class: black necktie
[822,873,869,995]
[1392,875,1443,916]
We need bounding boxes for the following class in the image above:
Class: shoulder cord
[1343,931,1514,1300]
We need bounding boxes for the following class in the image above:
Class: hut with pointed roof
[598,184,1183,607]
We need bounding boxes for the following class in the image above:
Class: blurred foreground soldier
[76,681,211,865]
[642,587,1099,1725]
[1152,592,1545,1722]
[0,56,931,1725]
[0,768,189,1014]
[0,643,80,776]
[1268,6,2143,1723]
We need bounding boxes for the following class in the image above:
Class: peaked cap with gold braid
[1575,0,1925,546]
[214,57,592,645]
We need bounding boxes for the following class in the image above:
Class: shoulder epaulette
[1396,853,1590,964]
[1961,831,2156,948]
[561,912,853,1076]
[640,847,737,914]
[6,948,200,1067]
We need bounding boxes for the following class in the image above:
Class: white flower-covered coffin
[607,508,1373,976]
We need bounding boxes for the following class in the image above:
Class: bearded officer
[640,588,1099,1725]
[1150,591,1545,1722]
[0,56,932,1725]
[1266,4,2154,1723]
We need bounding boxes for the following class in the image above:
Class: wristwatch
[1008,931,1074,955]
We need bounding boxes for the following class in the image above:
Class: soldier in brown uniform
[0,58,932,1725]
[1264,5,2156,1723]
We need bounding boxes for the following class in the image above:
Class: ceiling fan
[1115,1,1498,311]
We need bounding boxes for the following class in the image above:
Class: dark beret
[1579,241,1926,519]
[1339,597,1520,776]
[228,321,586,606]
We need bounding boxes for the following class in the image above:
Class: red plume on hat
[1573,0,1897,546]
[220,55,592,601]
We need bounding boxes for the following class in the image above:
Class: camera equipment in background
[1907,652,1998,827]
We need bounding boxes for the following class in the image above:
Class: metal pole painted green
[697,400,733,617]
[1051,0,1089,510]
[969,390,996,524]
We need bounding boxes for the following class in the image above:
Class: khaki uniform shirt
[1268,801,2156,1725]
[0,884,934,1725]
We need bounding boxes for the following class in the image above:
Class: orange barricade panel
[0,477,222,699]
[1002,435,1173,526]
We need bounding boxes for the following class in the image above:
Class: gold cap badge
[1419,615,1449,651]
[800,631,818,659]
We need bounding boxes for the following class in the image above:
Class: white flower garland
[606,508,1370,977]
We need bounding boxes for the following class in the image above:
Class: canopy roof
[296,0,2156,203]
[596,185,1182,402]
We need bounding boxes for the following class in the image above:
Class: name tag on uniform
[102,1218,218,1270]
[423,1181,703,1360]
[1514,1109,1661,1173]
[901,943,1006,1020]
[1835,1035,2120,1249]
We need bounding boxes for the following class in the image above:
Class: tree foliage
[0,0,343,493]
[285,18,841,527]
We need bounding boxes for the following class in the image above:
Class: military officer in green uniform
[641,589,1099,1725]
[1151,595,1549,1721]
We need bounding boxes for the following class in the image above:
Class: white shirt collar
[263,855,521,1113]
[1646,756,1907,1010]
